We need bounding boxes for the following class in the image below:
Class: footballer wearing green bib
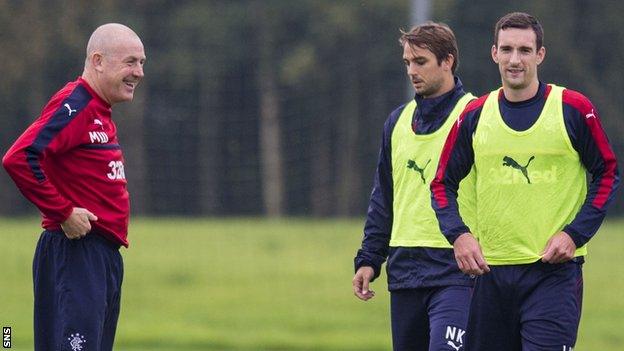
[353,22,476,351]
[431,12,619,351]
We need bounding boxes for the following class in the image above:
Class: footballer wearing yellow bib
[431,12,619,351]
[353,23,477,350]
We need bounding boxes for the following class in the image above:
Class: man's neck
[502,79,539,102]
[81,71,110,105]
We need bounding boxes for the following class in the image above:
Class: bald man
[3,23,145,350]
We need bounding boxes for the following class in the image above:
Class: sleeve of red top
[2,90,91,223]
[430,96,486,244]
[561,89,620,247]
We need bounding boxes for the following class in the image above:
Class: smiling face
[83,24,146,106]
[96,36,145,105]
[492,27,544,92]
[402,42,453,98]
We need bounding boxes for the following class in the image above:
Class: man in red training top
[3,23,145,351]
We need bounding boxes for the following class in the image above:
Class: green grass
[1,217,622,350]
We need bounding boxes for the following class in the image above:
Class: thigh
[100,250,124,351]
[520,262,582,351]
[391,289,430,351]
[33,231,60,351]
[427,286,471,351]
[465,268,521,351]
[58,237,110,350]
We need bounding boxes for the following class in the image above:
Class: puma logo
[585,109,596,119]
[407,158,431,184]
[502,155,535,184]
[64,103,77,116]
[445,326,465,350]
[93,119,104,130]
[447,340,462,351]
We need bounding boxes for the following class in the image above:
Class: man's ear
[91,52,104,73]
[491,45,499,64]
[536,46,546,65]
[443,54,454,72]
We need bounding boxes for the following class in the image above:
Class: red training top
[3,77,130,247]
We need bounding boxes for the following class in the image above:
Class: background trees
[1,0,622,217]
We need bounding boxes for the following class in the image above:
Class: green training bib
[473,85,587,265]
[390,93,476,247]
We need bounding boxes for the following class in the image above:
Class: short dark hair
[399,21,459,73]
[494,12,543,49]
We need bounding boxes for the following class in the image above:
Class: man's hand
[541,231,576,264]
[453,232,490,275]
[352,266,376,301]
[61,207,98,239]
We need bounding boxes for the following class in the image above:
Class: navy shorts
[465,260,583,351]
[390,285,472,351]
[33,230,123,351]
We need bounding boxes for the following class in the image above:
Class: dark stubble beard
[417,78,444,98]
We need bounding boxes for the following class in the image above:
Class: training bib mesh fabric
[390,94,476,247]
[472,85,587,265]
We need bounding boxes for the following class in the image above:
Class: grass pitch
[1,217,622,350]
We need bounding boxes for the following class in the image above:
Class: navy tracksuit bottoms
[390,285,472,351]
[33,230,123,351]
[465,260,583,351]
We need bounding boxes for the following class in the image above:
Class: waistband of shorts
[44,229,121,250]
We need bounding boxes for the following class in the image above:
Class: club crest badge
[68,333,86,351]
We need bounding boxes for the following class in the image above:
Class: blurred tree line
[1,0,622,218]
